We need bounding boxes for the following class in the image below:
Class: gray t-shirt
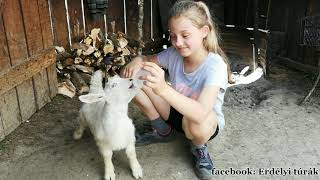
[157,47,228,130]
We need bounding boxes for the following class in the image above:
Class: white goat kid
[73,70,143,180]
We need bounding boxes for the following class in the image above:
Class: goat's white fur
[74,70,143,180]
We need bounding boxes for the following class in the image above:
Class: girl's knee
[182,119,205,141]
[182,116,217,143]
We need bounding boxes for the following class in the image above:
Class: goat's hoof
[73,130,83,140]
[104,171,115,180]
[132,164,143,179]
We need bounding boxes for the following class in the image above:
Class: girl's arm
[122,54,159,78]
[142,62,219,124]
[161,85,219,124]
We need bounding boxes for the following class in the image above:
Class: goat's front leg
[97,142,115,180]
[126,141,143,179]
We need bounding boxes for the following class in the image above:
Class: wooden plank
[2,0,29,127]
[0,12,10,141]
[142,0,151,42]
[0,48,56,96]
[0,0,4,13]
[68,0,85,42]
[277,56,318,75]
[33,69,51,109]
[20,0,44,54]
[47,64,58,98]
[140,0,165,44]
[126,0,139,38]
[84,0,105,34]
[21,0,52,110]
[38,0,54,48]
[286,3,304,62]
[0,14,11,75]
[0,89,21,136]
[150,0,162,39]
[2,0,28,65]
[16,80,36,122]
[38,0,58,99]
[51,0,69,48]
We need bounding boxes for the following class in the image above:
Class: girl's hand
[140,62,169,96]
[121,56,144,78]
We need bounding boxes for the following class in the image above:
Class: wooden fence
[0,0,172,141]
[0,0,175,141]
[0,0,57,141]
[50,0,169,50]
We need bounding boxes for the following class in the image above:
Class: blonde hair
[168,0,233,83]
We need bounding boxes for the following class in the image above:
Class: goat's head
[79,74,144,104]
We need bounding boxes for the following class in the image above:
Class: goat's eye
[111,83,117,88]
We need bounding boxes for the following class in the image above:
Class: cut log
[60,57,74,68]
[56,51,72,62]
[57,79,76,98]
[118,37,128,48]
[71,64,94,74]
[74,57,83,64]
[79,72,92,85]
[55,46,65,53]
[56,68,72,79]
[71,71,90,94]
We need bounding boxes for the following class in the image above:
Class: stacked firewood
[56,28,144,98]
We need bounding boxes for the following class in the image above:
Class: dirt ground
[0,64,319,180]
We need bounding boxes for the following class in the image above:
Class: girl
[122,1,229,179]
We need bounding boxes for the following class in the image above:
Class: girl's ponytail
[195,2,233,83]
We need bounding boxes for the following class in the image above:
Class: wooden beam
[38,0,58,99]
[277,56,318,74]
[38,0,54,48]
[20,0,51,111]
[51,0,69,48]
[0,0,4,13]
[47,64,58,98]
[0,48,56,96]
[0,89,21,136]
[0,13,10,76]
[3,0,34,124]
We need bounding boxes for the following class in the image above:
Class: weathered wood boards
[0,49,56,97]
[0,0,57,141]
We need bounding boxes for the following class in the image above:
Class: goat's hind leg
[73,111,87,140]
[126,141,143,179]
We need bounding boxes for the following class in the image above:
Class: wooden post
[253,0,259,70]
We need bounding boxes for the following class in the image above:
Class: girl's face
[168,16,208,57]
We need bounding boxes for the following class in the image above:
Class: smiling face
[168,16,208,57]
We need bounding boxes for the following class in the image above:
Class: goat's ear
[79,93,105,103]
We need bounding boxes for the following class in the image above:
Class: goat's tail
[89,70,104,94]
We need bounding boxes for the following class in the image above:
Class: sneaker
[190,144,214,179]
[135,128,175,146]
